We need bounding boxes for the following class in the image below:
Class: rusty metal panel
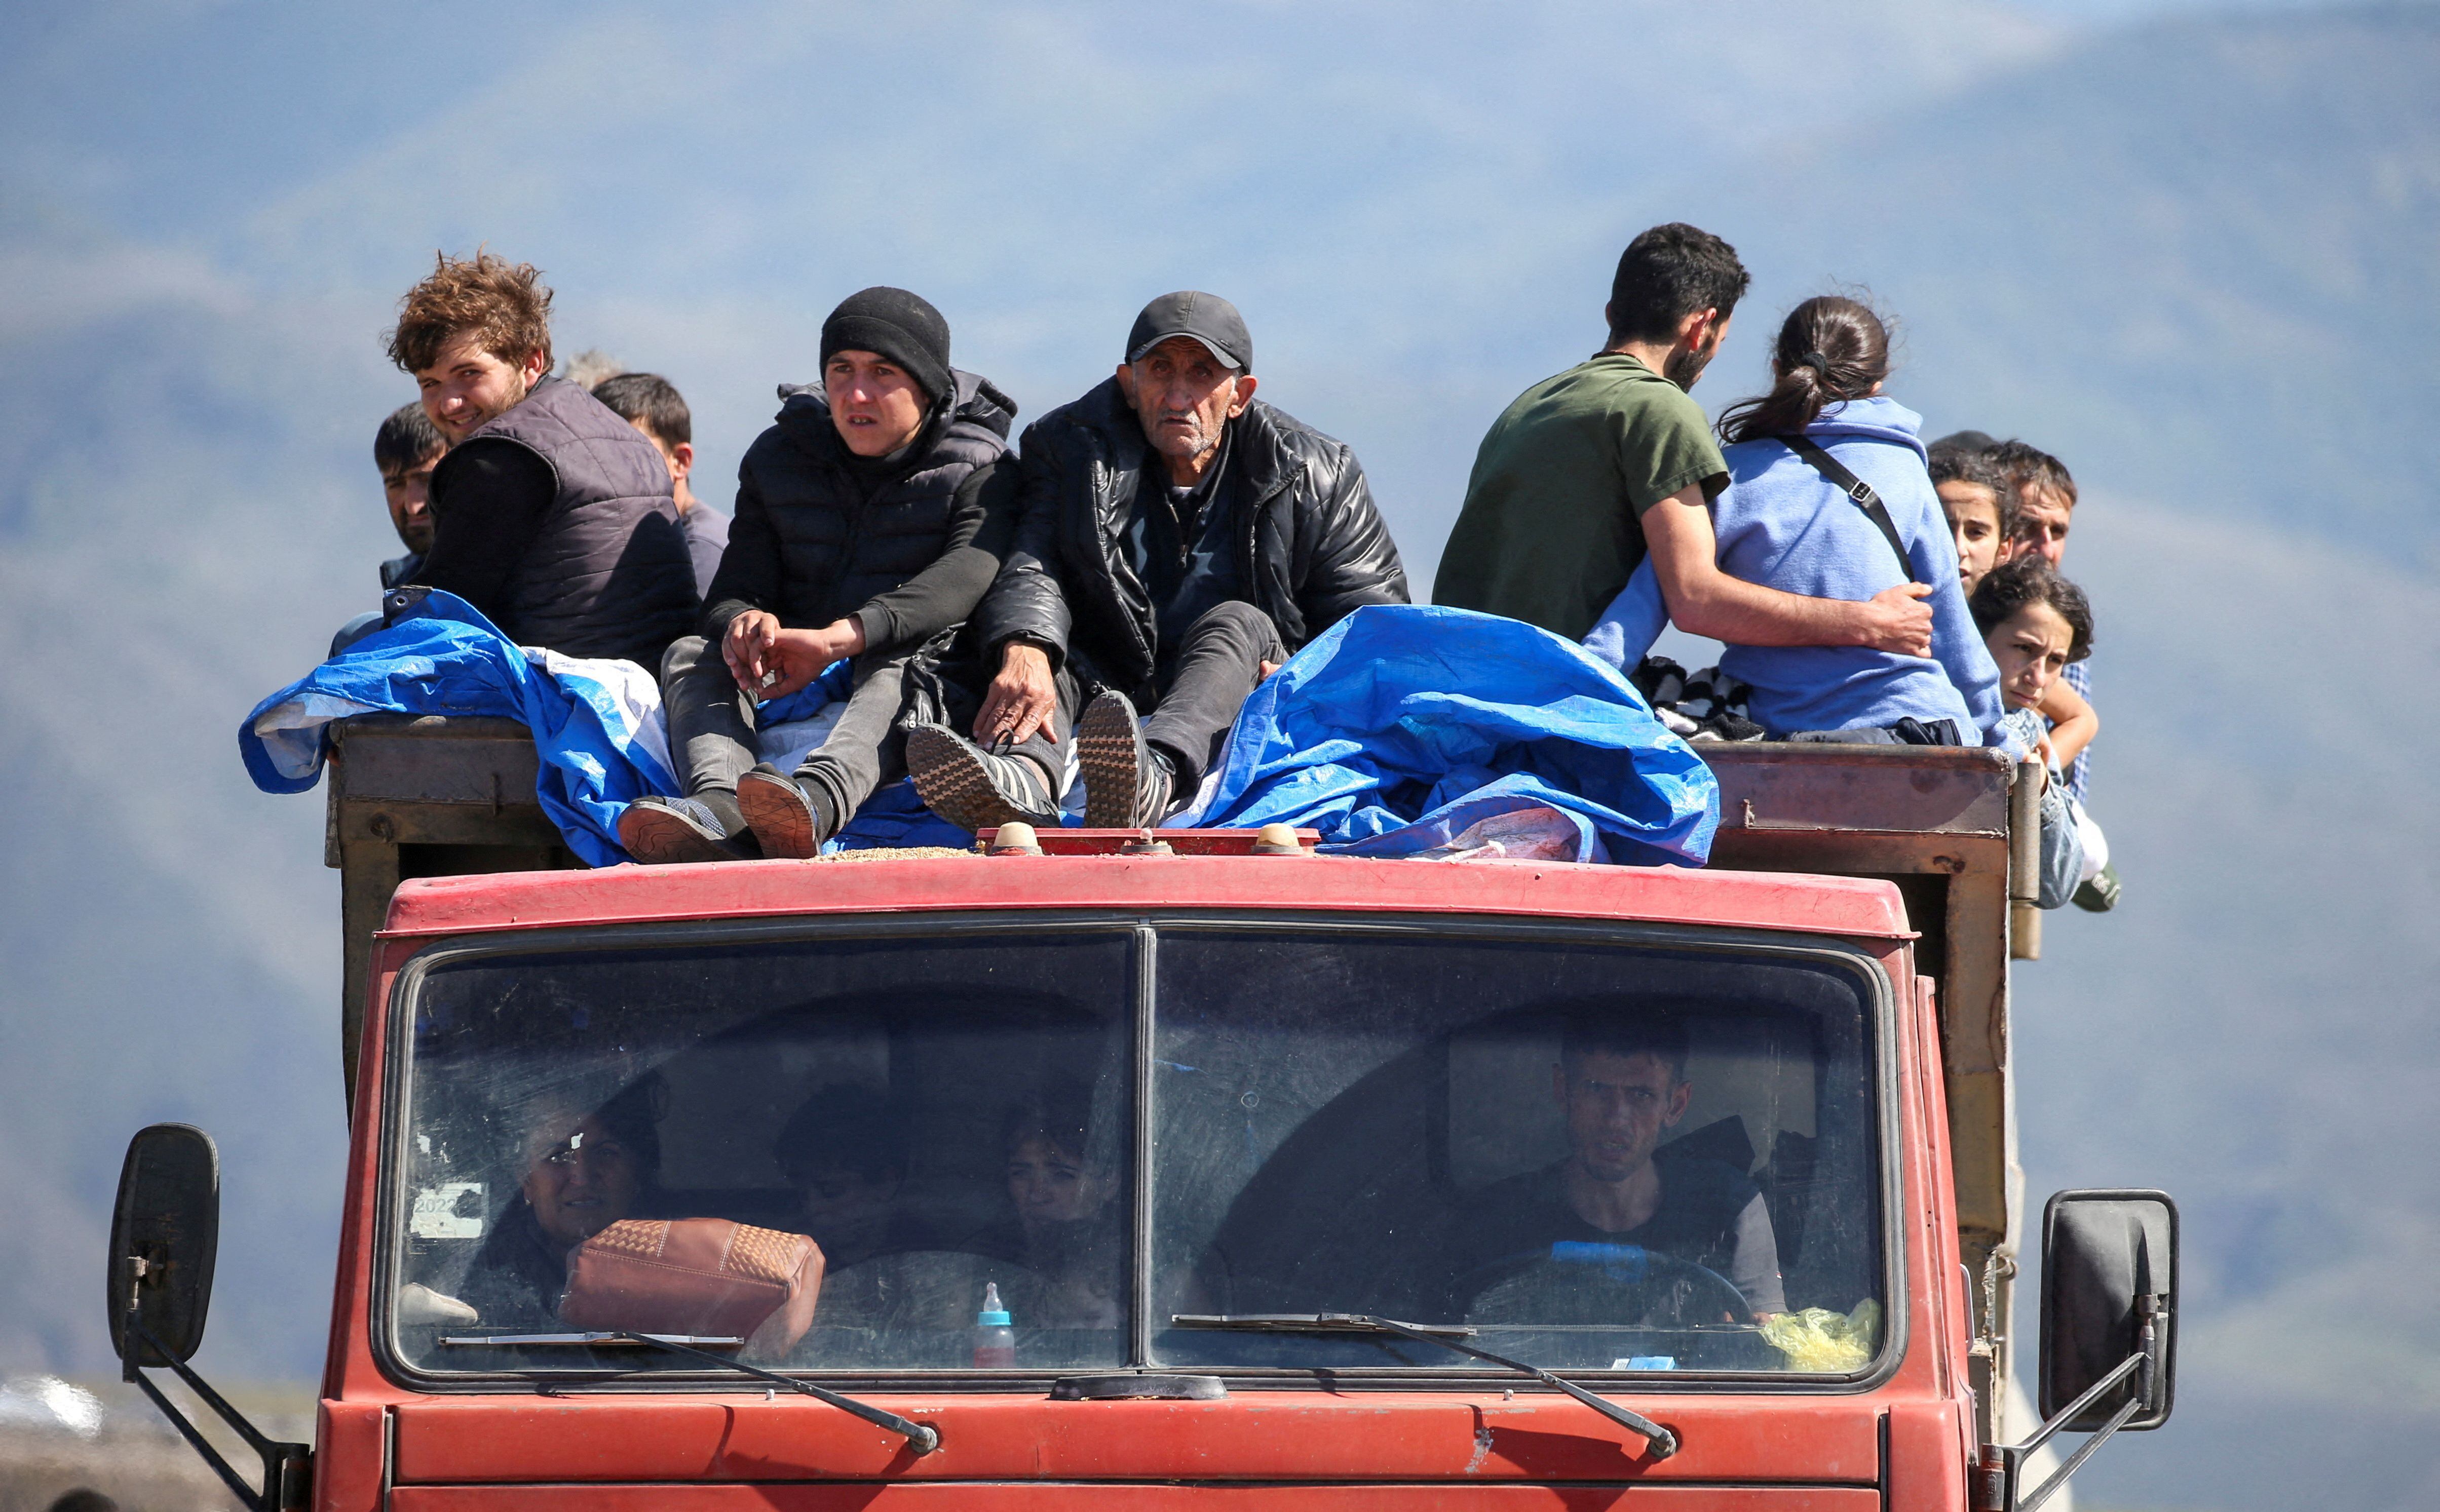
[1703,743,2011,836]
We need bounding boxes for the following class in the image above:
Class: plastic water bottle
[972,1282,1015,1367]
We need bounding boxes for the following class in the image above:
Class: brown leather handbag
[559,1218,825,1355]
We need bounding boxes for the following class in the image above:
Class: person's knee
[661,634,707,679]
[1188,600,1284,658]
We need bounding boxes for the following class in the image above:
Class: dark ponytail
[1716,294,1891,445]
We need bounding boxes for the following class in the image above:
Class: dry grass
[0,1381,311,1512]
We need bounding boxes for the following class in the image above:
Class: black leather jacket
[974,377,1408,695]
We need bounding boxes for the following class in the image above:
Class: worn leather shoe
[737,765,837,860]
[1076,690,1174,829]
[618,793,758,865]
[905,724,1061,834]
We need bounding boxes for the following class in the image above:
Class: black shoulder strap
[1781,435,1913,580]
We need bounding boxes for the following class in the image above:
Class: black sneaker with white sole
[905,724,1062,834]
[618,793,759,864]
[1076,689,1173,829]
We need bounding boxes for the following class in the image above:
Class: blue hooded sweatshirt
[1583,395,2016,750]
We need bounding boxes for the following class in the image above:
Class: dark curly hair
[385,250,554,374]
[1929,444,2017,540]
[1717,294,1891,446]
[1969,555,2093,663]
[1986,439,2077,511]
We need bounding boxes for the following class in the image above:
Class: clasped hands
[722,610,867,702]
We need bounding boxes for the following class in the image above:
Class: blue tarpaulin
[1177,605,1719,865]
[235,590,964,865]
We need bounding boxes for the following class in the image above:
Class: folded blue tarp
[237,590,967,865]
[1178,605,1719,866]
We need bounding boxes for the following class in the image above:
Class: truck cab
[109,718,2176,1511]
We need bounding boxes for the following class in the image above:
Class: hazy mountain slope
[0,12,2430,1508]
[1665,3,2440,570]
[2003,499,2440,1509]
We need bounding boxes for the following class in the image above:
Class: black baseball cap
[1125,291,1252,372]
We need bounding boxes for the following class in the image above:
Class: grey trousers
[661,635,911,828]
[1140,601,1287,788]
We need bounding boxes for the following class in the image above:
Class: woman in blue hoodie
[1584,295,2016,751]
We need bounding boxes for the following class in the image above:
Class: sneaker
[736,765,838,860]
[905,724,1062,833]
[618,793,758,864]
[1076,690,1174,829]
[2071,861,2121,913]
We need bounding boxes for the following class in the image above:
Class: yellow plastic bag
[1761,1298,1882,1372]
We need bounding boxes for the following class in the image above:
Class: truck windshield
[386,921,1886,1381]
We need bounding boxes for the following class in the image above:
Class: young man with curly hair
[386,252,699,668]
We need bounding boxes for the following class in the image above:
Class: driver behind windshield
[455,1077,663,1324]
[1441,1014,1785,1320]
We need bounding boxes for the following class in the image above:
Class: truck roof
[377,844,1920,942]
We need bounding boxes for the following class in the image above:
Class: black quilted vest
[452,375,700,666]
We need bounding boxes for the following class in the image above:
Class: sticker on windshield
[410,1182,487,1239]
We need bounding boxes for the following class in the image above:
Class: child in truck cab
[619,287,1035,863]
[1970,556,2103,910]
[1583,295,2017,754]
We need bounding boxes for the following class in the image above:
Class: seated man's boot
[619,790,759,864]
[1077,689,1174,829]
[905,724,1061,834]
[2071,861,2121,913]
[736,764,842,860]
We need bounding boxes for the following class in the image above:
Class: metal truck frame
[105,714,2175,1510]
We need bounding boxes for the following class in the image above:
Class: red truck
[108,715,2175,1511]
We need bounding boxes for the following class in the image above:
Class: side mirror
[108,1123,221,1370]
[2040,1188,2176,1430]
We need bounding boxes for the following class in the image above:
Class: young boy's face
[1938,481,2007,594]
[1986,601,2076,711]
[2014,485,2072,567]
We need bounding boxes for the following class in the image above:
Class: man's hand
[1850,583,1935,657]
[725,613,865,701]
[979,640,1059,746]
[723,610,784,688]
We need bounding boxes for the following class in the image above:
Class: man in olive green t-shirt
[1436,223,1933,656]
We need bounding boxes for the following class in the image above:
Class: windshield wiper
[440,1330,939,1454]
[1173,1313,1678,1459]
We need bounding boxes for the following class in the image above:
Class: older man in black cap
[906,291,1408,830]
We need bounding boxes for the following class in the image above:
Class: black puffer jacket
[974,377,1408,695]
[705,370,1020,657]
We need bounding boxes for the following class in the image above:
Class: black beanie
[820,287,952,409]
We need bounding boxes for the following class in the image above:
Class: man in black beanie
[903,291,1408,831]
[619,286,1040,862]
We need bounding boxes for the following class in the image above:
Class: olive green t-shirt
[1433,353,1728,641]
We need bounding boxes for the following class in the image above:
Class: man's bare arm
[1642,486,1933,654]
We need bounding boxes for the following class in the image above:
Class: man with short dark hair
[592,371,731,598]
[1442,1014,1785,1322]
[1435,223,1933,657]
[386,251,699,668]
[373,401,444,588]
[902,292,1408,831]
